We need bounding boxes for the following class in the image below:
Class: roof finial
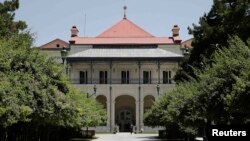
[123,5,127,19]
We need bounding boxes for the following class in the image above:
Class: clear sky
[12,0,213,46]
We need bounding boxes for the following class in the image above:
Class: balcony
[71,78,174,85]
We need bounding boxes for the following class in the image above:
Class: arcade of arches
[96,94,155,132]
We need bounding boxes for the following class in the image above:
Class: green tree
[193,37,250,125]
[175,0,250,82]
[0,33,106,141]
[144,81,199,136]
[145,37,250,138]
[0,0,106,140]
[0,0,27,38]
[67,89,106,129]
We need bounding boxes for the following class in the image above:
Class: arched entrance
[144,95,155,113]
[115,95,135,132]
[96,95,107,126]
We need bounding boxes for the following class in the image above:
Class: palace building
[40,9,184,132]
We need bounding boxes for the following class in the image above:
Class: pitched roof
[68,48,183,58]
[39,39,69,50]
[97,19,154,38]
[69,18,182,45]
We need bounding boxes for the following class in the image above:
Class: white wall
[158,44,182,55]
[69,45,92,55]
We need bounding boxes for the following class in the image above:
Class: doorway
[115,95,135,132]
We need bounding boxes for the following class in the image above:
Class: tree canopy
[0,1,106,140]
[148,1,250,139]
[145,37,250,136]
[0,0,27,38]
[175,0,250,82]
[0,31,106,141]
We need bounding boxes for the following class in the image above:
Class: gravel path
[93,133,160,141]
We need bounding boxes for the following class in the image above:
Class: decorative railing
[71,78,174,84]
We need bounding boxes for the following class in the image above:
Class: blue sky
[12,0,213,46]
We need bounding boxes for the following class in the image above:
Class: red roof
[71,37,174,45]
[70,18,181,45]
[97,19,154,38]
[40,39,69,50]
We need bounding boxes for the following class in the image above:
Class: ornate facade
[40,14,183,132]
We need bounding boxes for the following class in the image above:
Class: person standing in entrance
[130,124,133,134]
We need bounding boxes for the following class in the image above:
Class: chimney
[172,25,180,37]
[71,26,79,37]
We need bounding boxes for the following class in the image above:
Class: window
[143,71,151,84]
[99,71,108,84]
[79,71,88,84]
[163,71,172,84]
[121,71,129,84]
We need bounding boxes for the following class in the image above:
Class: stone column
[109,86,115,132]
[137,61,141,132]
[106,99,111,131]
[138,61,141,84]
[109,61,112,84]
[135,100,140,132]
[109,61,114,132]
[111,98,115,132]
[140,99,144,131]
[90,61,93,84]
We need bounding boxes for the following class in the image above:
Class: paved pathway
[93,133,160,141]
